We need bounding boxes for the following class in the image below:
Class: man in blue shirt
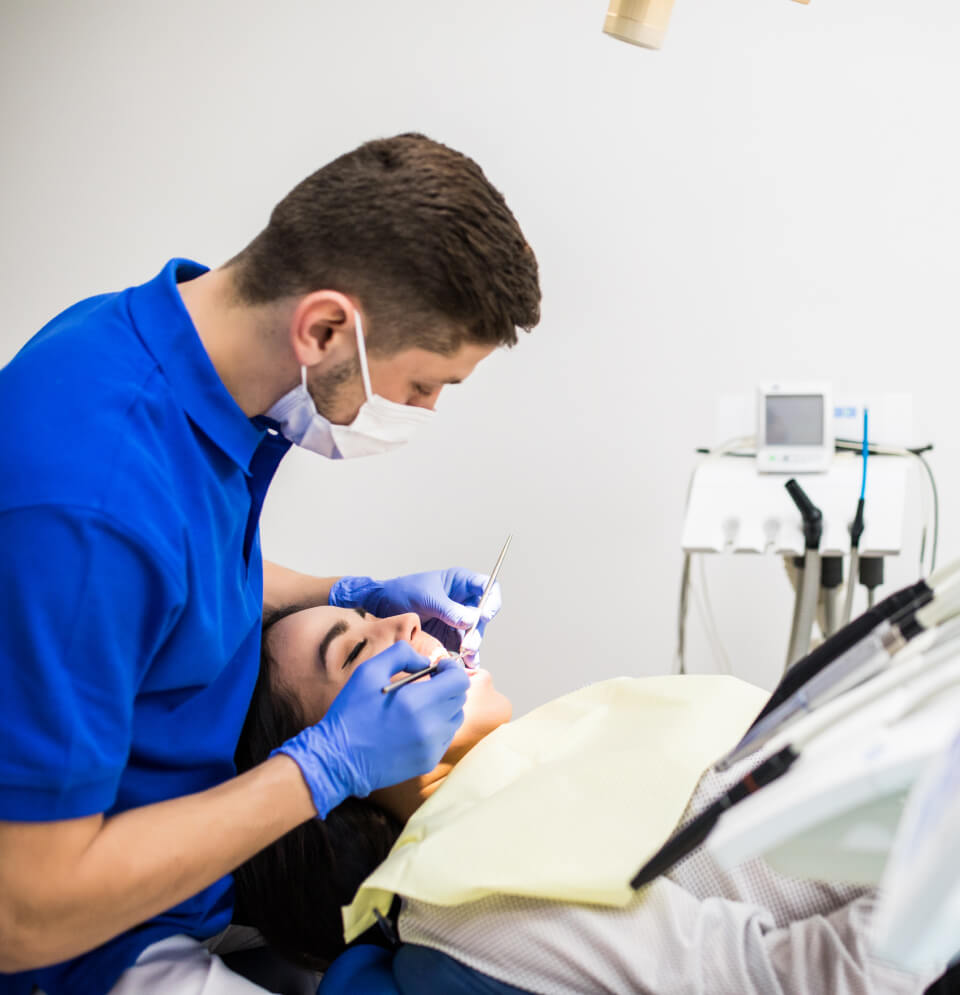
[0,133,541,994]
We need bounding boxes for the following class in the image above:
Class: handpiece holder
[785,478,823,550]
[849,498,866,548]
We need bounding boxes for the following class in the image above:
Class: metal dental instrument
[458,533,512,654]
[380,651,458,695]
[382,534,513,694]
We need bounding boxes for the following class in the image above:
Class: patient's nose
[388,612,421,644]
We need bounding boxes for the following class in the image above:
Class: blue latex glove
[274,642,469,818]
[330,568,502,659]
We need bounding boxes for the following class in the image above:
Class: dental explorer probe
[458,534,513,655]
[382,535,513,694]
[716,576,960,770]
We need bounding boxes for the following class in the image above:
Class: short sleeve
[0,506,184,821]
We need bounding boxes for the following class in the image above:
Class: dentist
[0,133,541,994]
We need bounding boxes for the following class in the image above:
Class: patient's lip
[459,654,482,674]
[424,645,483,676]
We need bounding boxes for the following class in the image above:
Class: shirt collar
[127,259,265,473]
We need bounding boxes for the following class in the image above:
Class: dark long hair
[233,607,403,970]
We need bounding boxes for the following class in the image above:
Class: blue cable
[860,408,869,500]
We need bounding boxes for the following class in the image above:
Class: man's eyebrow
[318,620,348,672]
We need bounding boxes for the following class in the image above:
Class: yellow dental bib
[343,674,768,943]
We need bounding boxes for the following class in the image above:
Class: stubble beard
[308,356,362,423]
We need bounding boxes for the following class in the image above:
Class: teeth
[440,650,479,671]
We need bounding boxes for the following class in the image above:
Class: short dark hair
[233,608,402,970]
[227,133,541,355]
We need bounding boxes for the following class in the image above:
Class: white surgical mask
[265,310,434,459]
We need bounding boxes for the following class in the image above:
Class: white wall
[2,0,958,716]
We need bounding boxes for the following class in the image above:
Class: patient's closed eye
[343,639,367,669]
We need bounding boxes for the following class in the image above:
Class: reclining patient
[233,606,934,995]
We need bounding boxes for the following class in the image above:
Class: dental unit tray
[632,621,960,888]
[681,454,908,557]
[705,674,960,884]
[683,391,919,558]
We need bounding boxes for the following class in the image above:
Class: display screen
[765,394,824,446]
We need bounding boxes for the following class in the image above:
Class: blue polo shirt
[0,260,291,994]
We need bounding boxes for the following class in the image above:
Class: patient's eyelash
[343,639,367,669]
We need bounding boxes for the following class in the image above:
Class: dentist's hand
[273,642,470,818]
[329,568,502,659]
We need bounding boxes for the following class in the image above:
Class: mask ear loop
[300,307,374,401]
[352,309,375,402]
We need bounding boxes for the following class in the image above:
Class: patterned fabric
[398,751,937,994]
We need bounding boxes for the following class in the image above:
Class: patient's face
[264,606,512,760]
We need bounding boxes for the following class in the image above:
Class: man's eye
[343,639,367,670]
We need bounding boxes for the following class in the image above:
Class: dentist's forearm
[263,559,339,612]
[0,755,314,972]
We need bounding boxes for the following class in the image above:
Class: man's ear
[289,290,357,368]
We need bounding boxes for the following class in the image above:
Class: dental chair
[318,943,532,995]
[214,922,533,994]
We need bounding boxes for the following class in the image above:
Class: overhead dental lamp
[603,0,810,51]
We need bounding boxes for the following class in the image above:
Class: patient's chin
[462,670,512,739]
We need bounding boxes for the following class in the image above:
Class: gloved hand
[273,642,470,818]
[330,568,502,660]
